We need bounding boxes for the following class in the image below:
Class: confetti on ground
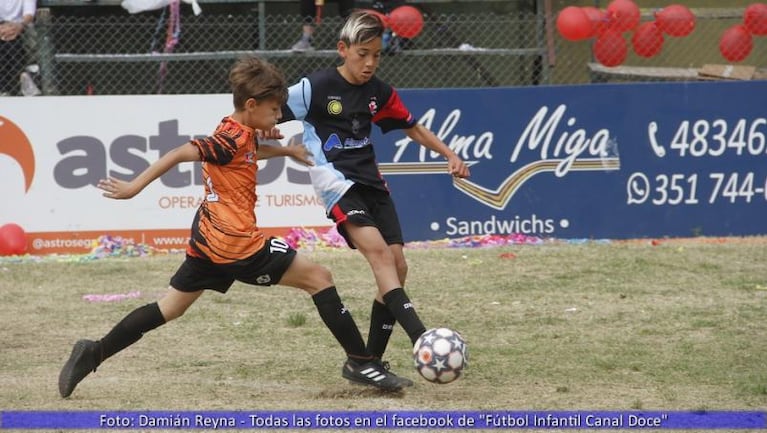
[284,228,548,250]
[2,230,766,265]
[284,226,348,250]
[0,235,171,264]
[409,233,545,248]
[91,235,163,258]
[82,290,142,303]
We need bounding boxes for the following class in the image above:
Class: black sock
[312,287,369,360]
[383,288,426,345]
[95,302,166,365]
[366,300,396,359]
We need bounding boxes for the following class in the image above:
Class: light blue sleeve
[286,77,312,120]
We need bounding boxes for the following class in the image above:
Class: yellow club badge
[327,100,343,115]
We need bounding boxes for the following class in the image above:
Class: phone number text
[648,118,767,158]
[627,172,767,205]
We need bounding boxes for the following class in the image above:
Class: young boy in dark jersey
[58,56,413,398]
[279,11,470,382]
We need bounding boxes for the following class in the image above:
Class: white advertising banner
[0,95,331,254]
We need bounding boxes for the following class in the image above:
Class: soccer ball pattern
[413,327,468,384]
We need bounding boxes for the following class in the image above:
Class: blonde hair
[339,10,385,46]
[228,56,287,110]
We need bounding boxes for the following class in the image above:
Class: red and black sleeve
[372,87,417,133]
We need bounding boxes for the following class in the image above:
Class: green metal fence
[5,0,766,96]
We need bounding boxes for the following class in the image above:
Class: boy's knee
[303,264,334,295]
[365,245,395,264]
[316,266,333,290]
[397,261,408,280]
[161,309,182,322]
[158,303,188,322]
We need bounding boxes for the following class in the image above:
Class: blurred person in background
[291,0,354,51]
[292,0,368,51]
[291,1,413,53]
[0,0,35,95]
[291,0,356,51]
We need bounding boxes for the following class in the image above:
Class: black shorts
[169,237,297,293]
[329,183,403,249]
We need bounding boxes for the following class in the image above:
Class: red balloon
[632,21,664,58]
[594,30,628,67]
[0,223,27,256]
[654,4,696,37]
[744,3,767,36]
[364,9,389,28]
[388,5,424,39]
[582,6,609,37]
[719,25,753,62]
[606,0,640,32]
[556,6,592,41]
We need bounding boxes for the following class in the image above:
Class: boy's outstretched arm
[405,124,471,178]
[98,142,201,200]
[259,143,314,166]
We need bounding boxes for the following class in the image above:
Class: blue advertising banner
[1,410,764,429]
[375,81,767,240]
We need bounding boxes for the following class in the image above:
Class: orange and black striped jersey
[187,117,265,263]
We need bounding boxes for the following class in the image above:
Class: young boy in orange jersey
[58,56,413,398]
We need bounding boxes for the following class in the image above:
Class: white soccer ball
[413,327,468,384]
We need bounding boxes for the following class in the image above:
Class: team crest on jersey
[327,100,343,115]
[368,97,379,115]
[323,134,343,151]
[245,151,255,164]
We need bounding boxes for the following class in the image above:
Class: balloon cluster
[556,1,695,67]
[0,223,27,256]
[719,3,767,62]
[367,5,424,39]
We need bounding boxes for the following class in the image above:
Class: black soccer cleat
[380,360,414,387]
[58,339,98,398]
[342,358,413,391]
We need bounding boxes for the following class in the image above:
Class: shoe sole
[58,340,91,398]
[344,377,404,392]
[342,370,408,392]
[398,378,415,387]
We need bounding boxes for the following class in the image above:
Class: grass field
[1,237,766,432]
